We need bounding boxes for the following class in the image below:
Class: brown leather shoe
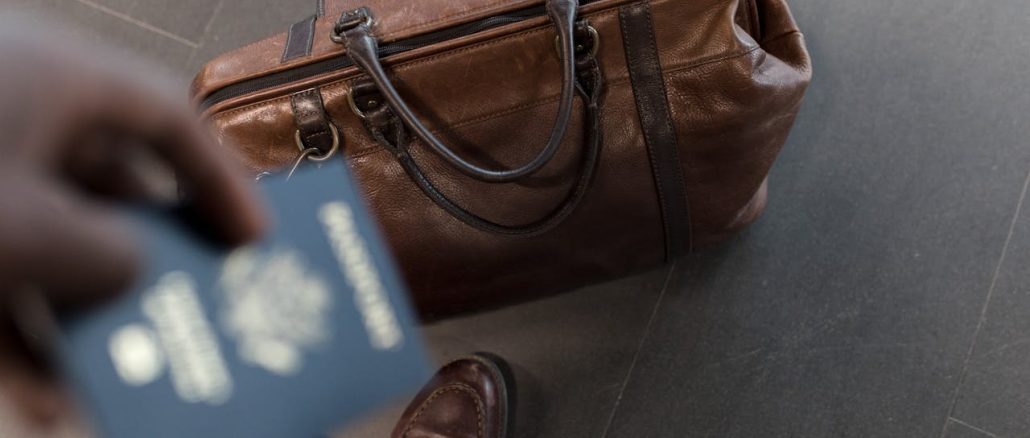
[391,353,514,438]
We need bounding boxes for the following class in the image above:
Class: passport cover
[57,161,430,438]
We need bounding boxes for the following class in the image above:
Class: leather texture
[620,1,692,259]
[193,0,812,318]
[392,354,512,438]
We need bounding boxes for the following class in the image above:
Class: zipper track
[200,5,548,109]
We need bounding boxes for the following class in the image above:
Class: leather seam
[345,94,582,157]
[449,95,566,131]
[376,0,527,41]
[199,0,661,97]
[214,39,757,122]
[215,23,569,119]
[760,30,802,46]
[402,383,485,438]
[387,24,582,72]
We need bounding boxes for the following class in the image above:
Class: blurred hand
[0,26,267,425]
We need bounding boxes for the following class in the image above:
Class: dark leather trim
[620,1,692,258]
[290,88,336,154]
[282,14,317,63]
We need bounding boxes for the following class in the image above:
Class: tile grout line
[600,260,678,438]
[937,164,1030,438]
[72,0,200,48]
[183,0,225,71]
[946,417,1001,438]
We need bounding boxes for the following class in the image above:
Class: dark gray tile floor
[3,0,1028,437]
[948,163,1030,437]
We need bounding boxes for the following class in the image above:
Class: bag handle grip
[333,0,582,183]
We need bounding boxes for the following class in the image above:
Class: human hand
[0,24,266,426]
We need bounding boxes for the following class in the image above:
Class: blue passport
[57,161,430,438]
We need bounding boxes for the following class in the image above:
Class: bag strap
[332,0,583,183]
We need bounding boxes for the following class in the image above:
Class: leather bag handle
[333,0,582,183]
[352,53,603,236]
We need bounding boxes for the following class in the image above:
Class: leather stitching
[402,383,485,438]
[641,1,692,252]
[621,1,694,255]
[213,7,619,119]
[215,23,760,123]
[218,22,766,146]
[214,44,752,127]
[201,0,667,96]
[375,0,523,41]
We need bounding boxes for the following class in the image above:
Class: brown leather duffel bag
[191,0,811,318]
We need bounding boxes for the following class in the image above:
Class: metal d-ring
[555,24,599,58]
[287,148,321,180]
[347,90,370,119]
[293,123,340,162]
[348,87,386,120]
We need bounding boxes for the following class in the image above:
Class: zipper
[200,5,555,109]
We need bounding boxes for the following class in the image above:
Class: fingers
[113,85,265,246]
[61,68,266,246]
[0,316,70,428]
[15,37,268,246]
[0,172,140,304]
[0,353,68,427]
[63,133,171,202]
